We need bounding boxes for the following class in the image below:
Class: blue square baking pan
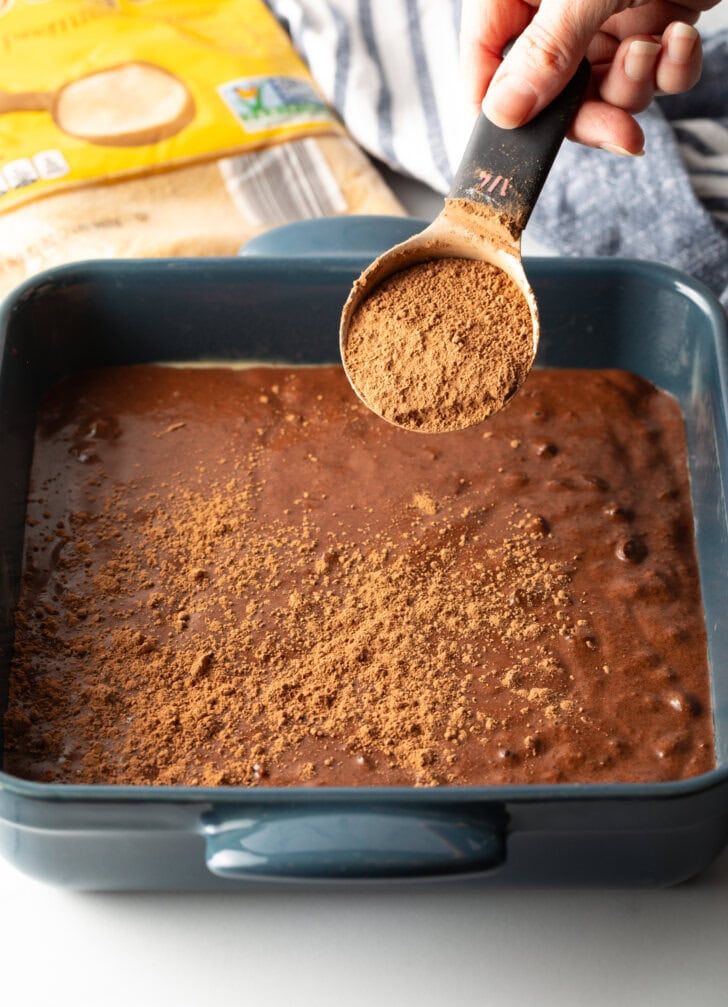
[0,215,727,890]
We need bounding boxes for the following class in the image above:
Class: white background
[3,848,728,1005]
[3,6,727,1005]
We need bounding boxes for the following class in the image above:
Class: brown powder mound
[345,258,534,432]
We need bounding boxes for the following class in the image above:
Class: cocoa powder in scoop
[345,257,534,432]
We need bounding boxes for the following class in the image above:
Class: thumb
[482,0,629,128]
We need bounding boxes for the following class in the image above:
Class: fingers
[598,22,701,111]
[567,97,646,153]
[599,36,663,110]
[482,0,629,128]
[460,0,532,120]
[568,19,700,150]
[461,0,705,153]
[656,20,701,92]
[602,1,700,37]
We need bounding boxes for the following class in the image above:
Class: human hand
[461,0,719,155]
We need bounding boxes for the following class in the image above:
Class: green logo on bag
[218,76,334,133]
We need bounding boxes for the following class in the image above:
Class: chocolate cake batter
[4,365,713,787]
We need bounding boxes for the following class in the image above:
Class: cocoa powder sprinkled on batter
[7,470,574,788]
[345,258,534,432]
[3,365,714,787]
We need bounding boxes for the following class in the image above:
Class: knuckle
[520,21,573,77]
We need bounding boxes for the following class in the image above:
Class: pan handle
[203,804,506,882]
[239,216,426,261]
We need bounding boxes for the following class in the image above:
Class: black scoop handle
[449,50,591,237]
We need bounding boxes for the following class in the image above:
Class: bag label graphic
[218,76,335,133]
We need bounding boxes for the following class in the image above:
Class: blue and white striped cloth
[266,0,468,193]
[265,0,728,309]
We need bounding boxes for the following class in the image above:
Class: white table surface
[4,9,727,1005]
[3,848,728,1005]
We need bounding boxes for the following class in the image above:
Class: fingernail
[482,74,538,129]
[624,40,661,82]
[668,22,698,64]
[599,143,645,157]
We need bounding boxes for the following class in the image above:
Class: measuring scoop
[340,54,591,431]
[0,61,195,147]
